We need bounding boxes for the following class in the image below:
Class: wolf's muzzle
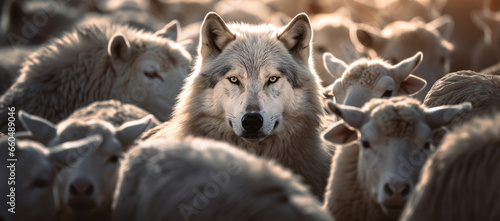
[241,113,263,132]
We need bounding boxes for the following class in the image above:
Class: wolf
[142,12,332,200]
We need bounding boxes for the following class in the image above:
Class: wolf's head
[178,12,322,144]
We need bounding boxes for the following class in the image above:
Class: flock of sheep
[0,0,499,220]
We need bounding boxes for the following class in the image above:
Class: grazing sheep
[471,9,500,70]
[351,15,454,101]
[0,135,103,221]
[423,70,500,143]
[17,111,152,221]
[401,113,500,221]
[323,52,426,108]
[142,13,331,200]
[0,21,192,133]
[312,11,365,86]
[113,137,333,221]
[322,96,471,221]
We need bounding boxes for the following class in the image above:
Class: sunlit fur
[143,14,332,199]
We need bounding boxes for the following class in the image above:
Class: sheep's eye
[228,76,239,84]
[382,90,393,98]
[108,155,120,164]
[268,76,280,84]
[144,70,163,82]
[32,178,48,189]
[361,140,371,149]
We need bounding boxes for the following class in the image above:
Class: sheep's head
[324,52,426,108]
[352,15,454,101]
[0,136,102,221]
[107,20,192,121]
[323,97,471,218]
[18,111,152,218]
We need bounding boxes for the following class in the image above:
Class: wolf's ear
[277,13,313,62]
[155,20,180,41]
[108,33,131,62]
[323,52,348,79]
[200,12,235,60]
[351,24,385,52]
[18,111,57,145]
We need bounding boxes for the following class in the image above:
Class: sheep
[423,70,500,144]
[471,9,500,71]
[401,112,500,221]
[113,137,333,221]
[351,15,454,101]
[17,110,152,221]
[311,10,366,86]
[0,135,103,221]
[323,51,426,108]
[322,96,471,221]
[0,20,192,133]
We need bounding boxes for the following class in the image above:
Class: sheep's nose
[384,181,411,198]
[241,113,263,132]
[69,178,94,197]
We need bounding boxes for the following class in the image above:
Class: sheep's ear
[277,13,313,62]
[344,0,379,25]
[399,75,427,96]
[200,12,235,60]
[327,102,366,129]
[108,33,131,62]
[323,121,358,144]
[115,115,153,147]
[351,24,385,52]
[340,42,364,63]
[425,102,472,129]
[49,135,102,169]
[155,20,180,41]
[323,52,348,79]
[393,52,423,83]
[427,15,454,39]
[471,11,499,44]
[18,111,56,145]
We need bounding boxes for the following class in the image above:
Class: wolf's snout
[241,113,263,132]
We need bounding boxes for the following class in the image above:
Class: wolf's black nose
[242,113,263,132]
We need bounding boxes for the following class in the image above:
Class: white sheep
[0,20,191,133]
[323,52,426,108]
[351,15,454,101]
[113,137,333,221]
[401,112,500,221]
[0,135,102,221]
[17,110,152,221]
[322,96,471,221]
[424,70,500,143]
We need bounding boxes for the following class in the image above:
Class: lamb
[17,110,152,221]
[471,9,500,70]
[113,137,333,221]
[0,135,103,221]
[322,96,471,221]
[351,15,454,101]
[323,52,426,108]
[401,113,500,221]
[0,20,191,133]
[423,70,500,143]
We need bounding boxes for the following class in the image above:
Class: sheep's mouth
[380,203,405,217]
[69,200,98,212]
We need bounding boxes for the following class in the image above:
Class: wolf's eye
[382,90,393,98]
[228,76,239,84]
[268,76,280,84]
